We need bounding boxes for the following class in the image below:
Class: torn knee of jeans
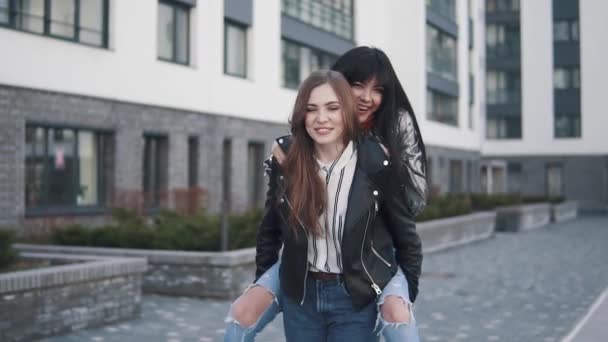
[380,300,412,324]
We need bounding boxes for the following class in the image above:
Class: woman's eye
[306,107,316,112]
[352,83,363,88]
[328,106,341,111]
[374,88,384,94]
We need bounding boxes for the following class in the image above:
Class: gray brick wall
[0,84,287,230]
[484,155,608,211]
[426,145,482,195]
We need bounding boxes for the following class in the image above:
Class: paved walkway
[41,215,608,342]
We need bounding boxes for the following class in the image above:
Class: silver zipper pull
[374,200,379,212]
[371,283,382,296]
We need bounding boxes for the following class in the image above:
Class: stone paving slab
[40,215,608,342]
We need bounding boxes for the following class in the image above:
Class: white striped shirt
[308,141,357,274]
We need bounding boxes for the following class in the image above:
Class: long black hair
[331,46,428,192]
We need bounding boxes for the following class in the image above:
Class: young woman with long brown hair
[227,70,421,341]
[225,47,425,342]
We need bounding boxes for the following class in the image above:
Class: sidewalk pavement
[562,286,608,342]
[40,214,608,341]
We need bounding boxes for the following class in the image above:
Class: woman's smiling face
[350,77,383,123]
[304,83,345,148]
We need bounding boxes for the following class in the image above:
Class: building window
[426,0,456,21]
[486,70,521,104]
[143,134,168,208]
[427,25,457,81]
[224,20,247,78]
[282,0,354,40]
[427,89,458,126]
[0,0,8,24]
[486,0,520,13]
[553,20,579,42]
[486,24,520,58]
[555,115,581,138]
[158,0,190,65]
[507,161,523,193]
[282,39,337,89]
[486,116,521,139]
[449,160,463,194]
[247,142,265,209]
[188,136,199,188]
[1,0,109,47]
[25,125,112,210]
[553,67,580,89]
[546,163,563,197]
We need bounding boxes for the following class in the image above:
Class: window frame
[0,0,109,48]
[223,19,248,78]
[24,122,112,216]
[157,0,191,65]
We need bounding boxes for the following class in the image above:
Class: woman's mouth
[314,127,333,135]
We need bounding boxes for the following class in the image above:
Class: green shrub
[417,194,473,222]
[469,193,522,211]
[50,208,263,251]
[0,230,18,270]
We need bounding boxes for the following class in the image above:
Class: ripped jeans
[224,262,420,342]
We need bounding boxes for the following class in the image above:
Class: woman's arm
[382,175,423,302]
[255,157,283,280]
[397,110,428,217]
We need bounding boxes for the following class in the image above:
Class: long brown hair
[282,70,359,237]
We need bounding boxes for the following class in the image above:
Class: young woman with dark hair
[224,47,426,342]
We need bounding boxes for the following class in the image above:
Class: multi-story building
[0,0,486,229]
[482,0,608,211]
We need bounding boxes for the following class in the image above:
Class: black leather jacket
[255,137,422,310]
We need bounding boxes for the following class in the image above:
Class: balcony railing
[486,89,521,105]
[486,44,520,59]
[282,0,353,40]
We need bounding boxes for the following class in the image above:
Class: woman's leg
[376,268,421,342]
[224,262,282,342]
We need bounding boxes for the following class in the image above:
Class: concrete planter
[495,203,551,232]
[551,201,578,222]
[14,211,498,302]
[418,211,496,253]
[0,252,146,342]
[14,244,256,300]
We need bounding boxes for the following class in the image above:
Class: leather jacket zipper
[284,195,309,305]
[369,198,391,267]
[361,207,382,296]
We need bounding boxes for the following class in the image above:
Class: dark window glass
[486,0,519,13]
[0,0,9,24]
[427,25,458,81]
[555,115,581,138]
[553,67,580,89]
[449,160,463,193]
[6,0,108,46]
[553,20,579,42]
[157,1,190,64]
[282,39,337,89]
[486,23,520,58]
[188,136,199,188]
[247,143,265,209]
[143,135,169,208]
[426,89,458,126]
[25,125,111,209]
[282,0,354,40]
[486,117,522,139]
[224,21,247,77]
[50,0,75,39]
[486,69,521,104]
[79,0,105,46]
[426,0,456,21]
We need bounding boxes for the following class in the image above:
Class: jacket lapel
[343,166,373,235]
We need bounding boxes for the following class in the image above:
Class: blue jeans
[224,262,420,342]
[282,276,378,342]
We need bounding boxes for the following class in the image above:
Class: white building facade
[483,0,608,211]
[0,0,485,228]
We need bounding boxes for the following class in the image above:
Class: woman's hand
[271,141,287,165]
